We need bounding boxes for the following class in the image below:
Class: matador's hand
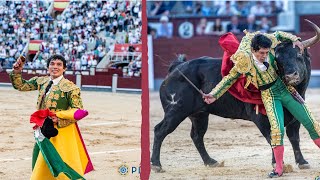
[203,93,216,104]
[50,115,58,124]
[12,56,26,73]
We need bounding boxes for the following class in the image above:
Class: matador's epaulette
[58,78,79,92]
[36,76,50,85]
[230,51,252,74]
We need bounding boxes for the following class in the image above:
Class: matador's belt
[258,80,277,91]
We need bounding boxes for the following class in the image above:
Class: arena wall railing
[0,69,141,92]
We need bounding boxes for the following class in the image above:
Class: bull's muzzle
[285,71,300,85]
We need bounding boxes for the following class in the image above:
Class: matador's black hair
[47,54,67,68]
[251,34,272,52]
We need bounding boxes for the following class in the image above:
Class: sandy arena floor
[150,89,320,180]
[0,86,141,180]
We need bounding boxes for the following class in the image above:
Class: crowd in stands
[148,1,283,17]
[147,1,284,38]
[0,0,142,77]
[0,1,50,68]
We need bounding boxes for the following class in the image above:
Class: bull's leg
[189,112,219,166]
[285,118,310,169]
[151,112,188,172]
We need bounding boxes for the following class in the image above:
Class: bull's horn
[302,19,320,48]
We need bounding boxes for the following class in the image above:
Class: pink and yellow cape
[30,109,93,179]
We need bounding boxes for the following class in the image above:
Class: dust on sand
[150,89,320,180]
[0,86,141,179]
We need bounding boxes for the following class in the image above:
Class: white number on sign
[178,22,194,39]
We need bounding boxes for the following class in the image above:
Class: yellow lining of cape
[31,123,88,179]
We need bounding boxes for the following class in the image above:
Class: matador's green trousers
[261,78,320,146]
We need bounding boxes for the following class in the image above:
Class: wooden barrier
[0,71,141,89]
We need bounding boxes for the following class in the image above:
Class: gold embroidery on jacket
[261,89,282,146]
[255,63,278,87]
[53,94,60,100]
[210,67,240,98]
[59,78,78,92]
[36,76,50,85]
[58,118,76,128]
[51,101,57,108]
[10,73,37,91]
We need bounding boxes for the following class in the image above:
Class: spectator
[268,1,283,14]
[157,15,173,38]
[196,18,209,35]
[193,2,202,15]
[235,1,250,16]
[74,58,81,70]
[211,18,225,36]
[0,47,6,67]
[136,55,141,71]
[148,25,157,39]
[250,1,267,16]
[182,1,193,14]
[81,53,88,70]
[226,15,242,34]
[258,17,271,33]
[200,1,214,16]
[149,1,176,16]
[242,14,258,33]
[88,57,97,68]
[127,59,137,77]
[216,1,239,16]
[8,45,17,65]
[34,59,41,69]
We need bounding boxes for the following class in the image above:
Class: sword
[176,68,205,96]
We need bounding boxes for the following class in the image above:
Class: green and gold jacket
[10,72,83,127]
[210,31,300,99]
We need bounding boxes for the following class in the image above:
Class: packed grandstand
[0,0,142,77]
[147,1,285,39]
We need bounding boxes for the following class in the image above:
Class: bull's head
[275,19,320,86]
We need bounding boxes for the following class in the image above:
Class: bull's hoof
[151,164,165,173]
[205,161,225,167]
[298,163,310,169]
[272,163,295,173]
[283,164,293,173]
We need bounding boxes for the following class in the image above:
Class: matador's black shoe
[268,169,283,178]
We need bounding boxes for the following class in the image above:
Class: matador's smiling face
[48,59,66,79]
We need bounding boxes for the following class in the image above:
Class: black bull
[151,25,320,172]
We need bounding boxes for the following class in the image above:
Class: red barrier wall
[299,15,320,32]
[0,72,141,89]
